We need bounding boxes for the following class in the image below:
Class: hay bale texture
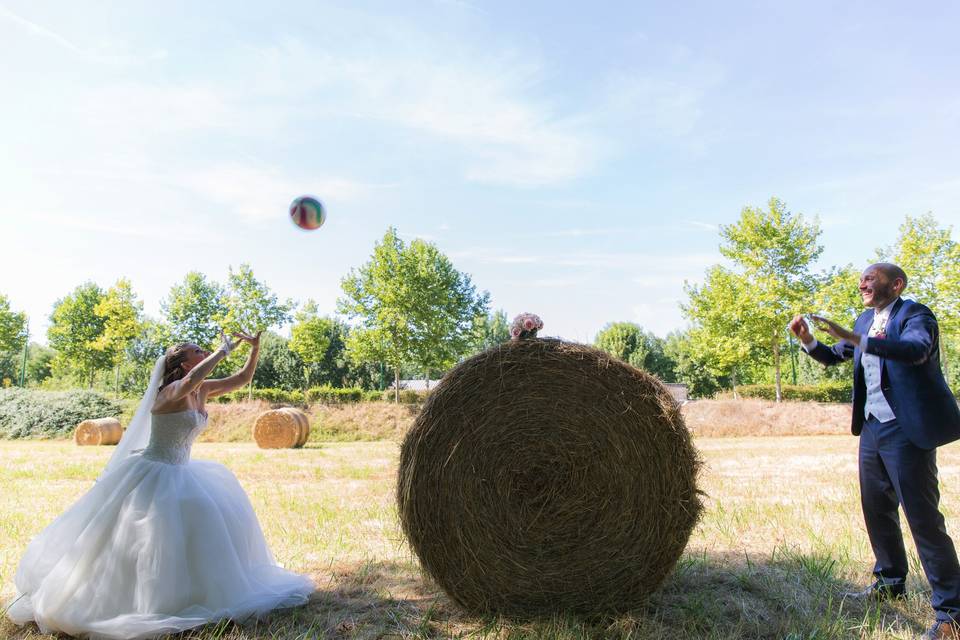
[74,417,123,446]
[397,339,702,615]
[253,408,310,449]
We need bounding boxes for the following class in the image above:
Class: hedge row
[735,382,853,403]
[214,386,430,405]
[0,389,122,439]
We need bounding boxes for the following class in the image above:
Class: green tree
[682,265,761,396]
[664,330,727,398]
[471,309,510,352]
[94,278,145,397]
[878,213,960,383]
[339,228,488,400]
[710,198,822,401]
[220,264,293,396]
[807,264,862,382]
[0,294,28,354]
[253,332,305,391]
[48,282,113,387]
[26,343,56,385]
[289,303,355,388]
[0,294,28,386]
[289,300,333,390]
[222,264,293,334]
[161,272,229,348]
[405,238,489,384]
[594,322,675,380]
[121,318,174,393]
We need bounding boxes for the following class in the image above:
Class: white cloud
[0,4,83,53]
[596,59,725,140]
[680,219,719,232]
[240,37,603,187]
[76,84,237,134]
[0,5,167,66]
[182,164,376,222]
[541,227,628,238]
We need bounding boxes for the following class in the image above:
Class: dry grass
[199,402,418,444]
[24,398,853,445]
[682,398,852,438]
[3,435,959,638]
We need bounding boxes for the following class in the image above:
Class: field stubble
[2,413,958,638]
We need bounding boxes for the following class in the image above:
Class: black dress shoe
[842,580,906,601]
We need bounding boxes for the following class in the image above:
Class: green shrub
[0,389,123,439]
[736,382,852,403]
[306,386,365,404]
[381,389,430,404]
[363,390,384,402]
[214,388,304,405]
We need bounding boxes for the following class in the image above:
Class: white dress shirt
[801,299,897,422]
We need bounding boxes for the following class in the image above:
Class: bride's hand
[219,330,241,355]
[232,329,262,348]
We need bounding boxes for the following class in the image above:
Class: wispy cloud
[31,213,165,238]
[182,163,380,222]
[398,231,440,242]
[0,5,83,54]
[541,227,629,238]
[241,37,604,187]
[452,247,718,273]
[596,55,725,141]
[0,5,166,65]
[680,219,719,231]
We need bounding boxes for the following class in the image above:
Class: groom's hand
[810,315,860,344]
[789,315,813,344]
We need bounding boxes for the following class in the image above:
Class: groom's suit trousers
[860,415,960,621]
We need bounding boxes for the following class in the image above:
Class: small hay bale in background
[253,408,310,449]
[397,339,702,616]
[74,418,123,446]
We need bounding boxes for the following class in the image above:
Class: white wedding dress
[6,357,314,640]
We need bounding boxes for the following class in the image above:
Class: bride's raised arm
[201,331,263,399]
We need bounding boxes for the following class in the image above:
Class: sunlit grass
[2,436,959,638]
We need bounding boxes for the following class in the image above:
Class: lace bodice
[141,410,208,465]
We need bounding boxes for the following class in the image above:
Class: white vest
[861,301,896,423]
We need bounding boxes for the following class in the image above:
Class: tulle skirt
[6,454,314,639]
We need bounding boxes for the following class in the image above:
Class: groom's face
[859,266,897,308]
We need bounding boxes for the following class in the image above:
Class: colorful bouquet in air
[510,313,543,340]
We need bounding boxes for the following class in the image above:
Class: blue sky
[1,1,958,344]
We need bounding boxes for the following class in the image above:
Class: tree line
[2,209,958,401]
[0,228,502,398]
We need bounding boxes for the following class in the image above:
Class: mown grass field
[2,433,959,639]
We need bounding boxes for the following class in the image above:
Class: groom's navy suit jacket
[808,298,960,450]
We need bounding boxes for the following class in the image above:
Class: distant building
[663,383,689,404]
[390,379,433,391]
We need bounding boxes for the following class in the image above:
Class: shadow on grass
[1,550,932,640]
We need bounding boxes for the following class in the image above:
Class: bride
[6,330,315,639]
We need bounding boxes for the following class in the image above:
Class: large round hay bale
[253,408,310,449]
[74,418,123,446]
[397,339,702,616]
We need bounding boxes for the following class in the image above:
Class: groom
[790,263,960,640]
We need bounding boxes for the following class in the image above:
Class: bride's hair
[159,343,194,392]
